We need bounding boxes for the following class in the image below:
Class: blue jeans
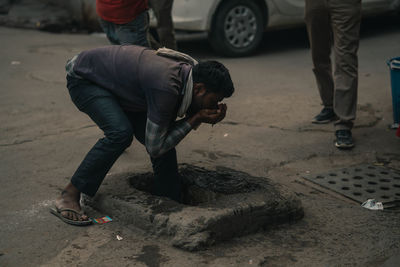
[67,76,182,201]
[99,11,150,47]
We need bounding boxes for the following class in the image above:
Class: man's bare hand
[201,103,227,124]
[188,104,227,128]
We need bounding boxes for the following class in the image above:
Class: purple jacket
[72,45,192,127]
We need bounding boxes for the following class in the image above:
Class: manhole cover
[303,164,400,205]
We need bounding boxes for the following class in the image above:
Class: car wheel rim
[224,5,258,49]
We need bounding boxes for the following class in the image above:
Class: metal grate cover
[303,164,400,205]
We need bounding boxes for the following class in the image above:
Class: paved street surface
[1,16,400,266]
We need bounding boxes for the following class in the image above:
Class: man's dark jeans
[99,11,150,47]
[67,75,182,202]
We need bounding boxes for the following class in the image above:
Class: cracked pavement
[1,14,400,267]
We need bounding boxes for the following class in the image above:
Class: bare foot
[55,184,88,221]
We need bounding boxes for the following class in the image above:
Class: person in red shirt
[96,0,150,46]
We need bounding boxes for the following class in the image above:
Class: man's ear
[193,83,206,96]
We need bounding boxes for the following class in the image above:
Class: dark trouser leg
[149,0,177,50]
[116,11,150,47]
[305,0,334,108]
[68,79,134,197]
[99,11,150,47]
[330,0,361,130]
[98,18,120,45]
[151,148,181,202]
[125,111,182,202]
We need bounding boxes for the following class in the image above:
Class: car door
[273,0,396,16]
[271,0,305,16]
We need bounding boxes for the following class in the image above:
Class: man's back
[73,45,192,125]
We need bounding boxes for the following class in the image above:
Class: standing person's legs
[148,0,162,49]
[126,111,182,202]
[99,18,120,45]
[115,11,150,47]
[55,77,134,222]
[329,0,361,131]
[99,11,150,47]
[305,0,336,123]
[150,0,177,50]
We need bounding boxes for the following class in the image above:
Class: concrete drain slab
[84,165,303,251]
[303,164,400,205]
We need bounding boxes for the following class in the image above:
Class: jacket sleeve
[145,118,192,158]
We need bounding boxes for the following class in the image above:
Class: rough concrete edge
[84,193,156,233]
[85,185,304,251]
[168,197,304,251]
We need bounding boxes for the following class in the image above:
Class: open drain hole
[380,187,390,191]
[366,173,376,177]
[367,166,376,170]
[381,196,390,199]
[381,171,389,175]
[380,179,391,183]
[394,184,400,188]
[368,181,377,185]
[353,176,363,180]
[354,184,362,188]
[342,187,350,190]
[329,173,337,177]
[341,178,349,182]
[316,175,324,179]
[128,165,262,205]
[328,181,336,184]
[365,189,375,193]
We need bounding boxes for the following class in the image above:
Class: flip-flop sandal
[50,207,92,226]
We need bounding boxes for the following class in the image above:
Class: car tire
[209,0,265,57]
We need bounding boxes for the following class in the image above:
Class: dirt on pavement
[1,15,400,266]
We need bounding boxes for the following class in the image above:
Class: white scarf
[177,69,193,117]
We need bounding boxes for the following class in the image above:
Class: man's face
[187,83,224,116]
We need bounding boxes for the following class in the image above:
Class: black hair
[192,60,234,98]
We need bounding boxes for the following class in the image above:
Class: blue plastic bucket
[388,57,400,124]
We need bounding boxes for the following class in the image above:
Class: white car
[162,0,400,56]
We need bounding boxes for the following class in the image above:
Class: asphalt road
[1,15,400,266]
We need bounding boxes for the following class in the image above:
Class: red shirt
[96,0,148,24]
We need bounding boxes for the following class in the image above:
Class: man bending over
[51,45,234,225]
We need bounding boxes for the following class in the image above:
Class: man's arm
[145,118,192,158]
[145,103,227,158]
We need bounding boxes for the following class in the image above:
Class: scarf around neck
[156,47,198,118]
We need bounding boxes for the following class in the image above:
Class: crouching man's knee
[106,127,134,149]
